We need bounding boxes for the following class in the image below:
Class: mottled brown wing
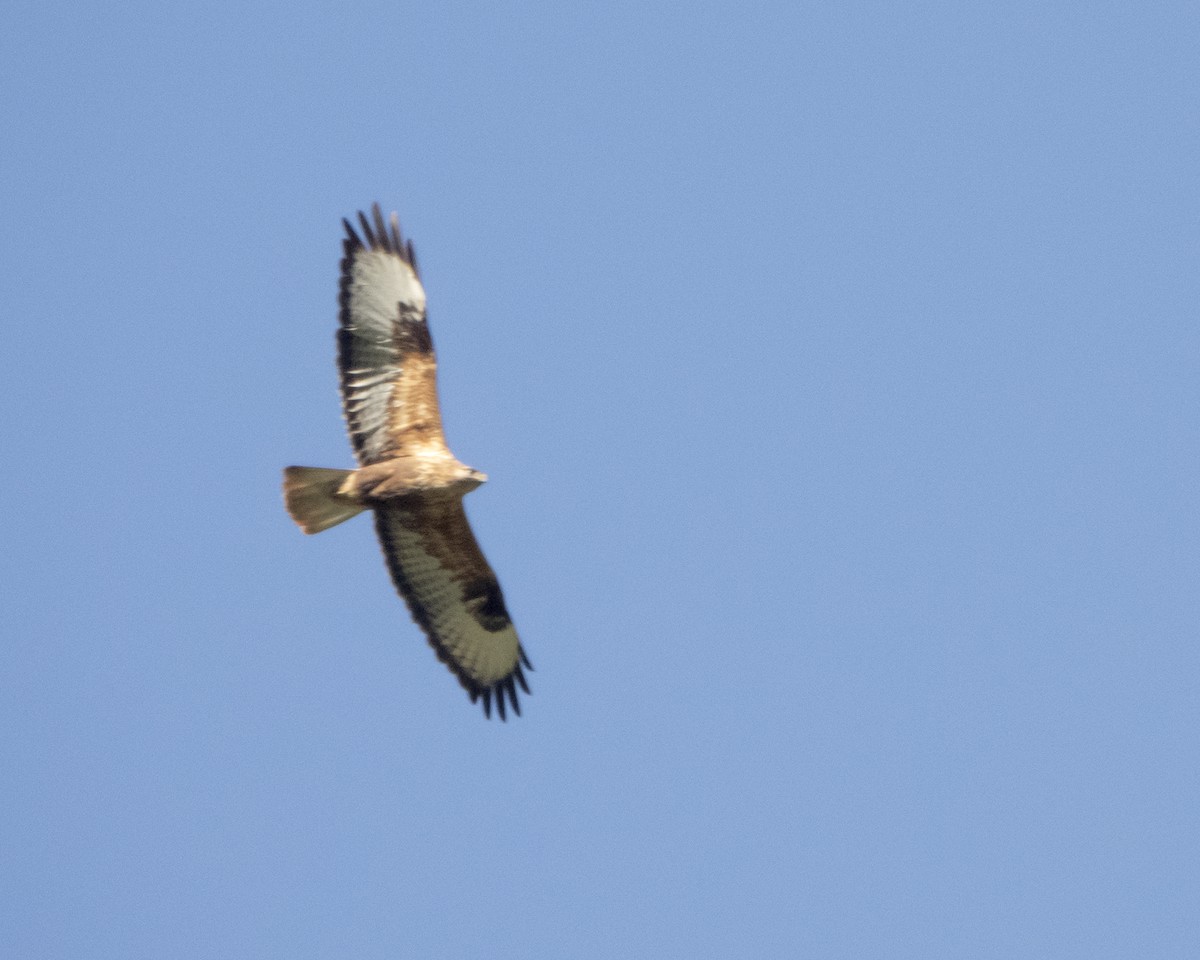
[373,496,532,720]
[338,204,449,466]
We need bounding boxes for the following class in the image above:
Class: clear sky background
[2,2,1197,957]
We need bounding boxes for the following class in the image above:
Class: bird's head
[458,466,488,492]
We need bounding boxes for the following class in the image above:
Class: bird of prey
[283,204,531,719]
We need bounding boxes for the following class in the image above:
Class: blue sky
[2,1,1197,956]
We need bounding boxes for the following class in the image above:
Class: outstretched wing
[338,204,448,465]
[374,496,532,720]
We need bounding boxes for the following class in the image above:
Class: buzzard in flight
[283,204,531,719]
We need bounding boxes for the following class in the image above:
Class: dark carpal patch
[394,304,434,354]
[461,578,512,632]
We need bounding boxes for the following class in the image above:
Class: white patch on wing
[347,249,426,335]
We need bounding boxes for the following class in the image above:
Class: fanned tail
[282,467,363,534]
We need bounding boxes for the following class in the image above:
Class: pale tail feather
[282,467,364,534]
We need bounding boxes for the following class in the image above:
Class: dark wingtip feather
[465,671,529,721]
[345,205,416,270]
[371,204,391,252]
[514,664,531,695]
[519,648,534,671]
[357,209,376,247]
